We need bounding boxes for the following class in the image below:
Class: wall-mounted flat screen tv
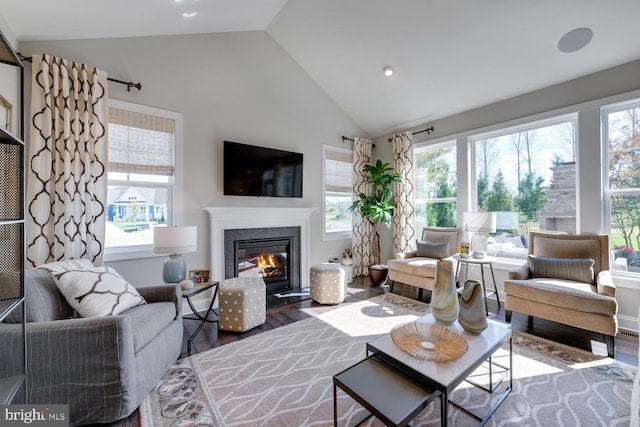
[223,140,303,198]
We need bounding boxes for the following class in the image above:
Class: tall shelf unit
[0,29,26,404]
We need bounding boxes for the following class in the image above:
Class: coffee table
[333,356,441,426]
[366,314,512,427]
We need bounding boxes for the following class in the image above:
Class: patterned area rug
[140,294,636,426]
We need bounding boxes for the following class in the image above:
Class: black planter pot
[368,266,389,286]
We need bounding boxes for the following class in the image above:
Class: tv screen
[224,141,303,198]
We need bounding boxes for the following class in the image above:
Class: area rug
[140,294,636,426]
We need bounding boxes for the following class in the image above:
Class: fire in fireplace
[235,237,291,294]
[224,226,301,295]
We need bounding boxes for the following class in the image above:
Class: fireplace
[236,237,291,292]
[224,227,301,294]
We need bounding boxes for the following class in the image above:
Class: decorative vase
[458,279,487,334]
[431,259,459,325]
[368,265,388,286]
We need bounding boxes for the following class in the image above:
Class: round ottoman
[219,276,266,332]
[310,263,347,305]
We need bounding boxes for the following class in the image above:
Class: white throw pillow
[38,258,95,275]
[55,266,146,317]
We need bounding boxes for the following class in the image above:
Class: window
[414,141,457,232]
[470,115,577,259]
[603,99,640,274]
[322,145,353,239]
[105,100,183,260]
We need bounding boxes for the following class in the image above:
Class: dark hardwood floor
[107,276,638,426]
[184,277,638,366]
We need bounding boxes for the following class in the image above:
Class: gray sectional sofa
[0,268,183,425]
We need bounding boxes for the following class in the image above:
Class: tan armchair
[387,227,462,301]
[504,231,618,358]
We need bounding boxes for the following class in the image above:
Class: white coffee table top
[367,314,511,390]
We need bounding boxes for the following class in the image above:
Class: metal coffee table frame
[366,316,512,427]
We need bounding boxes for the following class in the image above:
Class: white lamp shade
[462,212,497,233]
[153,226,197,254]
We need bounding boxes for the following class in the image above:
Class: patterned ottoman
[310,263,347,305]
[219,277,266,332]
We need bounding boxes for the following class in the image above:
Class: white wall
[17,31,367,285]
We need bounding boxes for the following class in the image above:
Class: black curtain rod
[387,126,434,143]
[18,53,142,91]
[341,135,376,148]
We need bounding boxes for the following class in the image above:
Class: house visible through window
[470,115,577,259]
[322,145,353,239]
[414,141,457,233]
[106,100,182,258]
[603,98,640,274]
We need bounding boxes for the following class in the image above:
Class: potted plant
[349,159,401,285]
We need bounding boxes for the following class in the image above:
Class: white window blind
[324,149,352,193]
[108,107,175,175]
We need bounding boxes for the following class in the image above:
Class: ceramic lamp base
[163,253,186,283]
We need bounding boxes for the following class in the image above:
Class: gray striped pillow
[528,255,595,284]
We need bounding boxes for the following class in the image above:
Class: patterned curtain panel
[391,131,416,254]
[351,138,373,276]
[26,54,109,268]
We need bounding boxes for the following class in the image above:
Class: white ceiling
[2,0,640,138]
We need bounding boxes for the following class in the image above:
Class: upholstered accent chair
[0,268,183,426]
[387,227,462,300]
[504,232,618,358]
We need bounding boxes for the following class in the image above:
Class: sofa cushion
[416,241,450,259]
[55,267,146,317]
[504,278,617,316]
[122,301,179,353]
[421,228,460,257]
[387,257,438,278]
[528,255,595,284]
[4,269,74,323]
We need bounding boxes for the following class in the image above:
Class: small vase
[431,259,459,325]
[368,265,388,286]
[458,279,488,334]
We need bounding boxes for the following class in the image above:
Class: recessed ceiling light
[558,28,593,53]
[383,66,394,77]
[182,11,198,18]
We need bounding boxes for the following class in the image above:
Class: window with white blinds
[104,99,183,260]
[322,145,353,239]
[108,107,175,176]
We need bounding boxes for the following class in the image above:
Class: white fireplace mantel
[204,207,316,287]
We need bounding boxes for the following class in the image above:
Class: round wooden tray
[390,322,469,362]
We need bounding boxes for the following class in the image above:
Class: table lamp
[153,225,197,283]
[462,212,496,258]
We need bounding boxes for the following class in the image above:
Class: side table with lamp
[461,211,497,259]
[153,225,219,354]
[459,212,500,314]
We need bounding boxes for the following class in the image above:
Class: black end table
[182,281,219,354]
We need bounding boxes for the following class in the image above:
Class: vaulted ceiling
[2,0,639,137]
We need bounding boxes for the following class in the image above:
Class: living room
[0,1,639,426]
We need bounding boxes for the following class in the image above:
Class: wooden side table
[453,255,500,315]
[182,281,219,354]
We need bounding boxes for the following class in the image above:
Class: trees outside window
[604,100,640,273]
[471,116,577,258]
[415,142,457,232]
